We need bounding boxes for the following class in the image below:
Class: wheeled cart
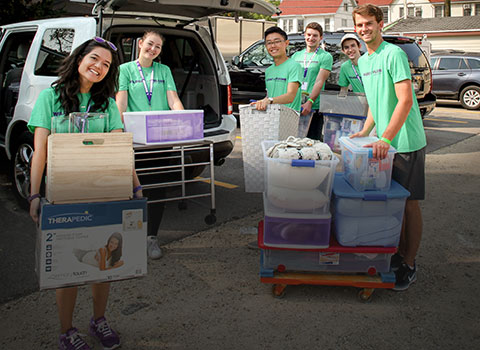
[258,221,396,301]
[133,140,216,225]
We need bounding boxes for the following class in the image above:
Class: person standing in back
[351,4,427,291]
[291,22,332,139]
[116,30,184,260]
[338,33,365,94]
[253,26,302,113]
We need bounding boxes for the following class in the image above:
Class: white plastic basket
[239,104,299,192]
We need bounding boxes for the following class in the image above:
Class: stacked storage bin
[259,136,410,284]
[260,139,346,274]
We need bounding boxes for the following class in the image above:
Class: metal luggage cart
[133,140,216,225]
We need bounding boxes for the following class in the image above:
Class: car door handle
[458,72,466,76]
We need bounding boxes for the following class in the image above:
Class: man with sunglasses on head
[291,22,333,139]
[253,27,302,113]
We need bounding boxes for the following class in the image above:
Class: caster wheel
[357,288,374,302]
[272,284,286,298]
[178,201,188,210]
[204,214,216,225]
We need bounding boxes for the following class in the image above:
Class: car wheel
[10,131,35,209]
[460,86,480,110]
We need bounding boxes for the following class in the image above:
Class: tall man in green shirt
[352,4,427,291]
[338,33,364,94]
[291,22,333,139]
[253,27,302,112]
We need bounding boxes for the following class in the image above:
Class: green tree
[224,0,280,21]
[0,0,60,25]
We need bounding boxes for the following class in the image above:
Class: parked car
[430,51,480,110]
[229,32,436,117]
[0,0,276,207]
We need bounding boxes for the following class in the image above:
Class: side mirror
[232,55,240,67]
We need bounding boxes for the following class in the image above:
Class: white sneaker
[147,236,162,260]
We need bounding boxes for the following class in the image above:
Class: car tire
[460,85,480,110]
[10,131,36,209]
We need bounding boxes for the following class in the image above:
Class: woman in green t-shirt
[28,38,137,350]
[116,30,184,260]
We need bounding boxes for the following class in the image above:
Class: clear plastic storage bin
[323,114,365,153]
[123,110,204,144]
[262,140,338,215]
[51,113,108,134]
[258,221,395,274]
[333,174,410,247]
[339,136,396,192]
[263,214,331,249]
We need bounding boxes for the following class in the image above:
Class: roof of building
[356,0,394,5]
[384,16,480,34]
[277,0,344,16]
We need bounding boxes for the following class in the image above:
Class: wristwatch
[268,97,274,104]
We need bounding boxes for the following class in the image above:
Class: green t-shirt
[27,87,123,133]
[119,61,177,111]
[265,58,303,112]
[358,41,426,153]
[291,48,333,110]
[338,60,365,93]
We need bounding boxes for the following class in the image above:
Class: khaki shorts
[392,147,426,200]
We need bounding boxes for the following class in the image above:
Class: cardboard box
[123,110,204,144]
[46,133,134,204]
[36,199,147,290]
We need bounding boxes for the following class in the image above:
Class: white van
[0,0,277,206]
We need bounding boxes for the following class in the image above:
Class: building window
[342,19,348,27]
[400,7,404,18]
[476,4,480,16]
[344,3,348,11]
[298,18,304,32]
[381,7,389,23]
[324,18,330,32]
[407,6,414,17]
[415,7,422,17]
[463,4,472,16]
[434,5,443,17]
[286,19,293,33]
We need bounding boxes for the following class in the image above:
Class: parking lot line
[424,118,468,124]
[195,177,239,189]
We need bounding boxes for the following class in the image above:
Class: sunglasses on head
[93,37,117,52]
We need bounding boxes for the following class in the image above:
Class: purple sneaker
[89,316,120,350]
[59,328,91,350]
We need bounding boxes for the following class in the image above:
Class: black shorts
[392,147,426,200]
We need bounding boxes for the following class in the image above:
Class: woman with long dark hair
[28,37,137,350]
[74,232,124,270]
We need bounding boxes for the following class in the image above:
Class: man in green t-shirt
[291,22,333,139]
[338,33,364,93]
[352,4,427,291]
[253,27,302,112]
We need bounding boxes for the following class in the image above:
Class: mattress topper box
[36,199,147,290]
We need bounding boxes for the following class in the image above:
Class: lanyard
[303,47,319,78]
[136,60,154,105]
[351,63,363,85]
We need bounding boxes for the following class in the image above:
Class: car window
[34,28,74,76]
[430,57,438,68]
[394,42,429,68]
[438,57,462,70]
[242,43,272,67]
[467,58,480,69]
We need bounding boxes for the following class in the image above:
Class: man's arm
[255,82,300,111]
[301,68,330,115]
[368,79,413,159]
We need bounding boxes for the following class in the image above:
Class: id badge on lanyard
[301,48,319,92]
[136,60,154,107]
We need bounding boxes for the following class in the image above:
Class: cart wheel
[178,201,188,210]
[272,284,286,298]
[357,288,374,302]
[204,214,216,225]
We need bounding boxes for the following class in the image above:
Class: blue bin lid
[333,173,410,200]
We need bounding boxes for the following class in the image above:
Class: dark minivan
[229,32,436,117]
